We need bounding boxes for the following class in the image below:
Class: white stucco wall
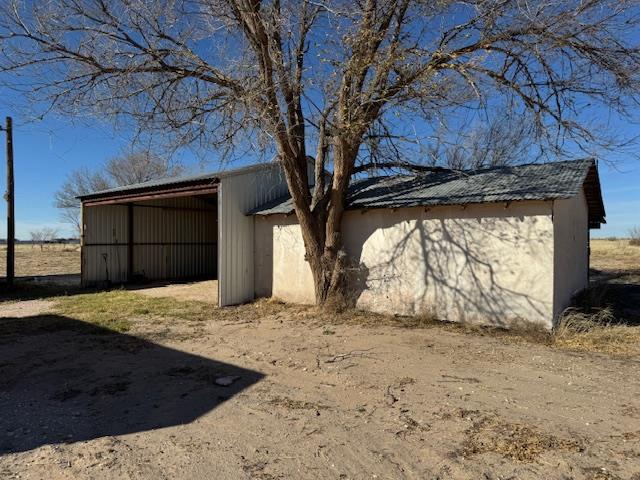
[255,200,558,328]
[552,191,589,320]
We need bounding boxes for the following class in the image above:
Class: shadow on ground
[587,268,640,326]
[0,276,84,302]
[0,314,263,454]
[0,276,217,304]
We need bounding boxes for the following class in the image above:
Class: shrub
[629,226,640,246]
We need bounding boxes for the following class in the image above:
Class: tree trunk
[305,236,349,309]
[299,137,357,310]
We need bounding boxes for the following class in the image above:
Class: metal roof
[250,159,606,227]
[77,161,282,200]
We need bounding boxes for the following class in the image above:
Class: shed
[250,159,605,329]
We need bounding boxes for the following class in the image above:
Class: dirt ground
[0,298,639,480]
[0,239,638,479]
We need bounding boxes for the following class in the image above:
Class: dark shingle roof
[251,159,606,227]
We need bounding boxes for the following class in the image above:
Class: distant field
[590,238,640,273]
[0,243,80,277]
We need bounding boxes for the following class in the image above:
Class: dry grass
[313,290,638,357]
[590,239,640,272]
[551,238,640,356]
[0,243,80,277]
[316,305,554,346]
[44,281,640,358]
[461,415,583,462]
[554,308,640,356]
[52,290,297,333]
[53,289,217,333]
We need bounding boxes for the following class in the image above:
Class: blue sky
[0,114,214,239]
[0,109,636,240]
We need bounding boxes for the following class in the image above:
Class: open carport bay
[82,194,218,286]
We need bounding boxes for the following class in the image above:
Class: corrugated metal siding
[83,204,129,285]
[218,165,291,306]
[132,197,216,280]
[82,196,217,286]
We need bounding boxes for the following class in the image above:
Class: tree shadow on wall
[0,315,264,454]
[345,209,552,327]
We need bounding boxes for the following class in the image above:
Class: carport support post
[127,203,133,282]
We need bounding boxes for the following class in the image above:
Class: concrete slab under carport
[128,279,219,305]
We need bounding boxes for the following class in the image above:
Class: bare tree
[54,168,110,236]
[425,107,536,171]
[29,227,59,251]
[54,152,183,235]
[1,1,639,305]
[104,152,184,186]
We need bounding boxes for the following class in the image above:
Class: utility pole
[1,117,14,285]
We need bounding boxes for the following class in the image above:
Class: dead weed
[310,298,639,358]
[437,406,481,421]
[461,415,583,462]
[267,395,327,411]
[582,467,625,480]
[554,308,640,356]
[317,304,554,346]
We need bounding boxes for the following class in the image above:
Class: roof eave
[251,195,574,217]
[79,179,219,206]
[582,161,606,229]
[78,160,286,202]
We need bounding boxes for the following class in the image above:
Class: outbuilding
[79,158,605,329]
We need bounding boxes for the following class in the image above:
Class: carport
[78,163,291,306]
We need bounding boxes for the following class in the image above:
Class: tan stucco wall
[553,191,589,320]
[255,201,558,328]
